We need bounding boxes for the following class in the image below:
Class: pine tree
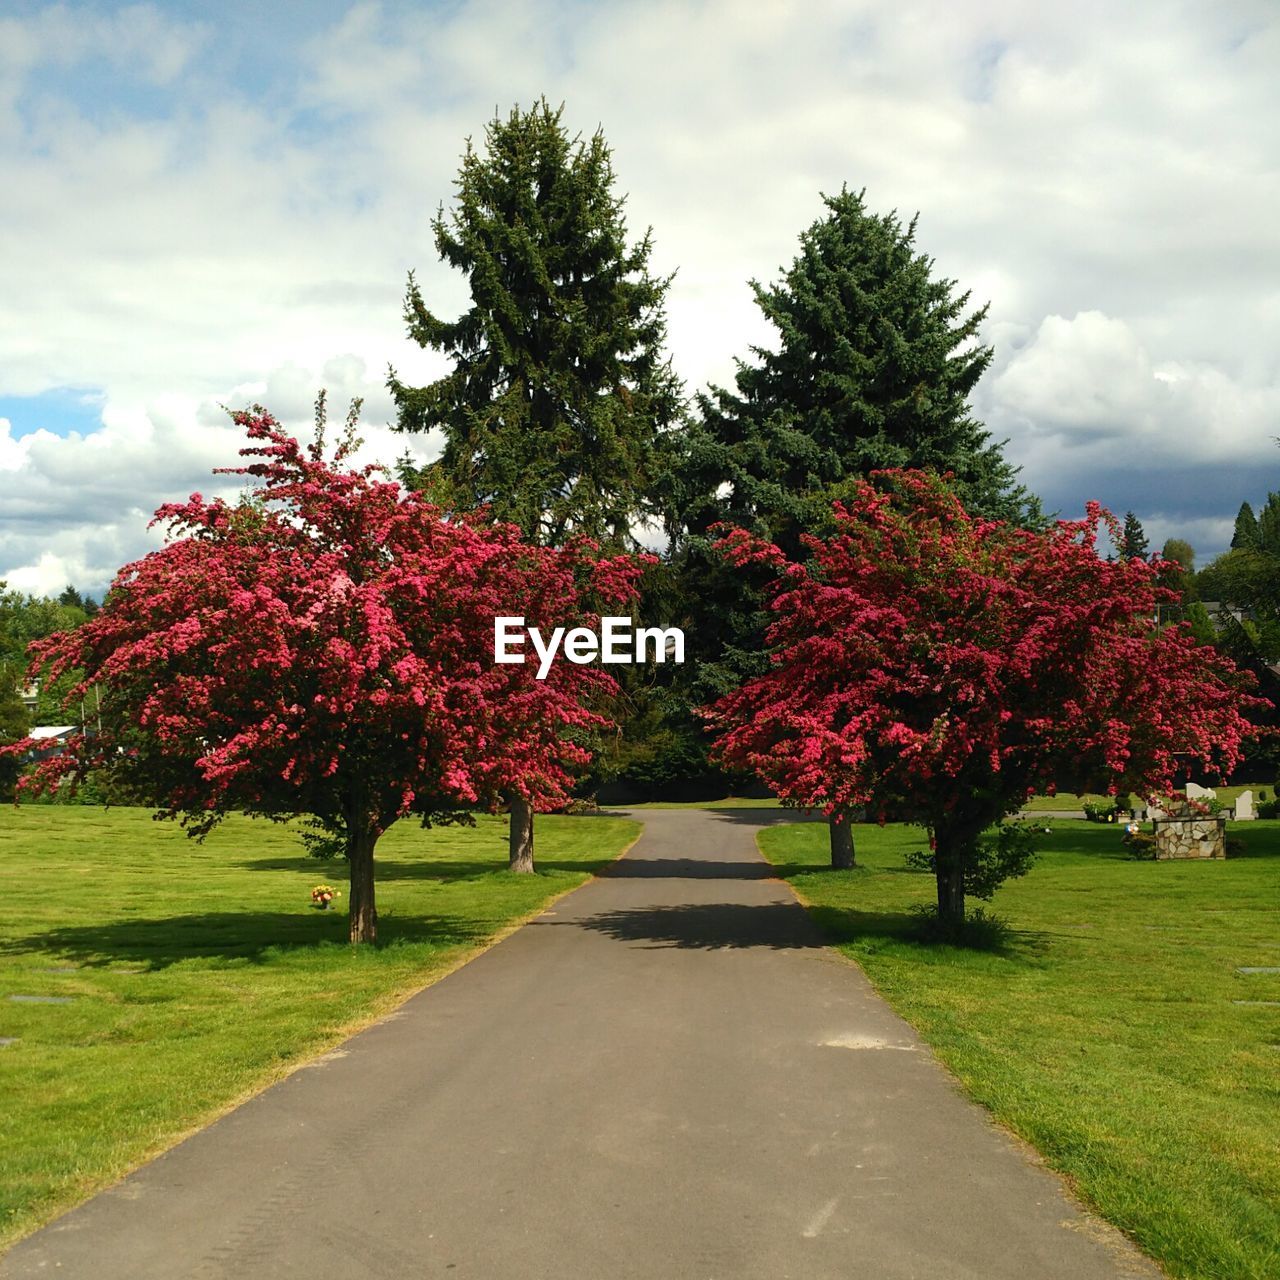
[1121,512,1149,561]
[664,187,1032,550]
[1231,501,1259,550]
[389,99,682,550]
[663,187,1035,840]
[664,189,1034,698]
[389,99,682,856]
[1257,493,1280,554]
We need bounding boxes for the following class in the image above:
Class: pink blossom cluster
[706,470,1264,833]
[13,408,646,841]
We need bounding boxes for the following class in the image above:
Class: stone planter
[1151,813,1226,860]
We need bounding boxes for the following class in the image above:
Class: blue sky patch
[0,389,106,439]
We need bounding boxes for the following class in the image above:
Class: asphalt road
[2,809,1161,1279]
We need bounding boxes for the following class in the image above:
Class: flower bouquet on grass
[310,884,341,911]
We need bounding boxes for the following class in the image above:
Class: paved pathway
[2,809,1161,1279]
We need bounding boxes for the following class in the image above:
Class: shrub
[905,822,1039,901]
[1122,829,1157,859]
[1083,799,1127,823]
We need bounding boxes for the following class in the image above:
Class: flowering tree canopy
[14,406,644,942]
[706,471,1264,929]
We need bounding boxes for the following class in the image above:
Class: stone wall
[1152,814,1226,860]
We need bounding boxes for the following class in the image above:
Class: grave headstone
[1234,790,1256,821]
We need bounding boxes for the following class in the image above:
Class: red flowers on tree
[15,406,644,943]
[706,471,1263,930]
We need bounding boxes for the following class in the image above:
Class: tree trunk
[828,812,856,869]
[934,827,966,934]
[508,793,535,874]
[347,823,378,945]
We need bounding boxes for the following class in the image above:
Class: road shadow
[574,901,827,950]
[3,910,490,969]
[603,807,824,828]
[707,808,827,827]
[600,855,774,880]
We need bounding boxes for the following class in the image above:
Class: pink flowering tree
[13,405,643,943]
[706,471,1263,932]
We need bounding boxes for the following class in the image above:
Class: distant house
[25,725,78,763]
[1199,601,1251,625]
[19,680,39,711]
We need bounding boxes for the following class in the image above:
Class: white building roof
[29,725,77,741]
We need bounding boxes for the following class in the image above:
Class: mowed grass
[0,805,639,1248]
[758,820,1280,1280]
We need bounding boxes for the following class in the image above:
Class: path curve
[2,809,1160,1279]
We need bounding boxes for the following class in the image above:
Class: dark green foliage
[1231,501,1259,551]
[1121,828,1157,859]
[1,582,92,727]
[1082,799,1127,823]
[389,99,682,549]
[1193,482,1280,778]
[663,187,1034,703]
[1120,511,1149,560]
[1161,537,1194,576]
[1259,495,1280,554]
[905,822,1039,901]
[1184,601,1217,646]
[0,680,27,802]
[665,187,1032,546]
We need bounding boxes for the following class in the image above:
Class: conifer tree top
[667,186,1032,542]
[390,99,682,549]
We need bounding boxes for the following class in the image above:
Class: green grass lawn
[0,805,639,1248]
[758,820,1280,1280]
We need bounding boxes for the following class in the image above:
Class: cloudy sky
[1,0,1277,596]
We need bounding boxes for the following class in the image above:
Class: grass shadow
[803,902,1048,960]
[234,856,618,880]
[2,910,491,969]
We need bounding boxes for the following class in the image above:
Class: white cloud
[1,0,1278,586]
[991,310,1280,456]
[0,356,438,597]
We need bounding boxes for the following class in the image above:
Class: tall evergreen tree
[664,187,1031,550]
[390,99,682,550]
[662,188,1034,855]
[1257,493,1280,554]
[389,100,682,859]
[1120,511,1149,561]
[1231,501,1259,551]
